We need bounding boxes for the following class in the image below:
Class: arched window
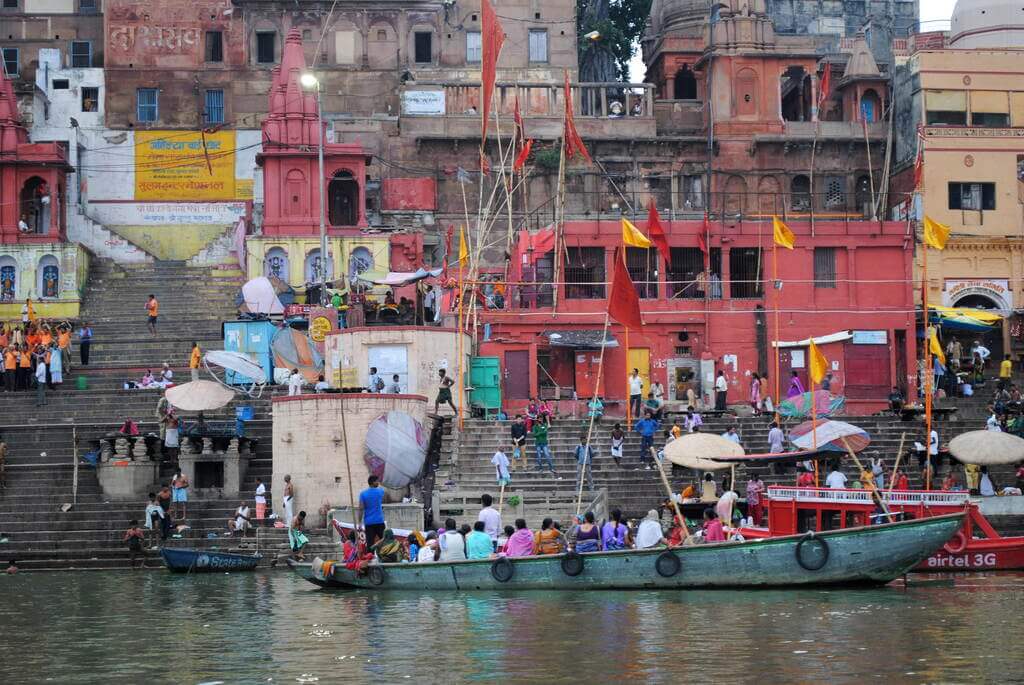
[20,176,50,235]
[349,245,374,276]
[286,169,306,216]
[736,68,758,116]
[0,256,17,302]
[674,65,697,100]
[304,249,333,284]
[790,175,811,211]
[38,255,59,299]
[328,170,359,226]
[264,247,290,282]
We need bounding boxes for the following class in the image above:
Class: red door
[844,344,891,400]
[574,351,606,398]
[503,350,531,399]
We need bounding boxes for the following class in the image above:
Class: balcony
[400,81,657,142]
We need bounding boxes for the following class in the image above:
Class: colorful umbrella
[778,390,845,419]
[790,419,871,452]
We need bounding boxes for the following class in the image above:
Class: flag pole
[457,231,465,430]
[923,239,932,490]
[773,239,781,423]
[577,311,611,516]
[625,326,632,430]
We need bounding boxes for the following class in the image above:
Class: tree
[577,0,653,82]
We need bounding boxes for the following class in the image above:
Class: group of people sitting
[131,363,174,390]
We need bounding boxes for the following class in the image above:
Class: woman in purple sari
[787,371,805,398]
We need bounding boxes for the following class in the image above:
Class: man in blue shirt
[574,435,595,491]
[358,475,386,545]
[634,411,659,470]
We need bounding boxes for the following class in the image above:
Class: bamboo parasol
[664,433,743,471]
[949,430,1024,466]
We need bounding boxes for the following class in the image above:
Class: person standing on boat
[358,475,387,546]
[746,474,765,525]
[871,457,885,491]
[439,518,467,561]
[825,464,848,489]
[477,494,502,545]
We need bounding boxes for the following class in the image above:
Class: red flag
[646,200,671,262]
[817,66,831,110]
[698,214,709,256]
[513,138,533,173]
[480,0,506,145]
[563,71,592,164]
[513,96,526,149]
[608,249,643,330]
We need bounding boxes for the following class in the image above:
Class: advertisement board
[135,131,236,200]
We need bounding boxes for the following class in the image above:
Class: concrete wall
[324,326,471,398]
[271,393,429,516]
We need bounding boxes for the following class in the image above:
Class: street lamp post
[301,72,328,305]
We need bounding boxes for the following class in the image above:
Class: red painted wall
[382,178,437,211]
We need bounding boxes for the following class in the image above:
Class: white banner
[401,90,446,116]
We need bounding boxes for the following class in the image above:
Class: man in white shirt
[477,493,502,543]
[714,370,728,410]
[970,341,990,363]
[287,369,303,396]
[438,517,466,561]
[254,478,268,521]
[651,381,665,403]
[17,214,31,233]
[986,412,1002,432]
[423,285,437,323]
[386,374,402,394]
[229,501,251,535]
[368,366,384,393]
[629,369,644,418]
[825,466,848,489]
[768,422,784,453]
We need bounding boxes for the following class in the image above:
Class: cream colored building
[324,326,471,398]
[908,0,1024,358]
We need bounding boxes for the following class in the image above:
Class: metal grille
[729,247,763,299]
[668,247,722,299]
[564,247,606,299]
[625,247,658,299]
[136,88,158,122]
[534,251,554,307]
[825,176,845,209]
[70,41,91,68]
[814,247,836,288]
[204,89,224,125]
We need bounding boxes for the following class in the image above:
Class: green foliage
[507,495,522,507]
[534,147,562,170]
[577,0,653,82]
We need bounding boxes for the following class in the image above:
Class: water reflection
[0,572,1020,683]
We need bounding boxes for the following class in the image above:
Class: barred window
[626,247,659,299]
[564,247,606,299]
[728,247,763,299]
[668,247,722,299]
[814,247,836,288]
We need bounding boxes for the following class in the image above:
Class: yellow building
[245,236,391,301]
[909,0,1024,360]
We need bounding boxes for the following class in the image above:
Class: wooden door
[503,350,531,399]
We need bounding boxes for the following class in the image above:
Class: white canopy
[242,277,285,315]
[165,380,235,412]
[204,350,268,385]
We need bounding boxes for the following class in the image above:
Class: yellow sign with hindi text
[135,131,236,201]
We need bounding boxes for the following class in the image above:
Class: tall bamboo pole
[773,240,781,423]
[923,242,933,490]
[576,312,611,516]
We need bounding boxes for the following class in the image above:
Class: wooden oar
[887,431,907,498]
[652,447,690,540]
[840,437,893,521]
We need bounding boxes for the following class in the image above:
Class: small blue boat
[160,547,263,573]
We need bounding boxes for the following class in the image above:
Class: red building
[479,216,915,416]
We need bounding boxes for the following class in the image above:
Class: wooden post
[653,446,690,538]
[887,432,907,498]
[576,313,611,516]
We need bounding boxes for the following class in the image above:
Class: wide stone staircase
[438,401,1020,529]
[0,257,340,570]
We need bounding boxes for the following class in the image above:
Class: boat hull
[916,539,1024,571]
[160,547,262,573]
[296,513,964,591]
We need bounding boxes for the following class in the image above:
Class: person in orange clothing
[39,324,52,348]
[3,346,16,391]
[17,344,32,390]
[146,294,159,335]
[26,326,39,349]
[0,325,8,350]
[189,341,201,382]
[57,323,72,371]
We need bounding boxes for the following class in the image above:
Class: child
[491,448,511,486]
[610,423,624,467]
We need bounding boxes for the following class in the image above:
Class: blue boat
[160,547,263,573]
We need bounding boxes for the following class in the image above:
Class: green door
[469,356,501,411]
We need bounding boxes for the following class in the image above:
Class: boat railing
[767,486,970,507]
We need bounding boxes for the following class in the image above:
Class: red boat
[738,486,1024,572]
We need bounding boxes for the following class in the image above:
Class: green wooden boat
[290,512,964,591]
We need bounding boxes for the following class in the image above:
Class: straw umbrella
[949,431,1024,466]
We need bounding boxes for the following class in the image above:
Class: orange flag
[563,71,592,164]
[480,0,506,144]
[513,138,533,173]
[607,249,643,330]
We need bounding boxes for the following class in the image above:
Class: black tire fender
[491,556,514,583]
[367,565,386,586]
[795,533,830,571]
[655,550,681,577]
[561,551,585,577]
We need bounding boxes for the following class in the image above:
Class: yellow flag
[923,216,950,250]
[772,216,796,250]
[929,328,946,366]
[458,225,469,266]
[621,218,652,249]
[809,339,829,385]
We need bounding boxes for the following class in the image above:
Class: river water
[1,571,1021,683]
